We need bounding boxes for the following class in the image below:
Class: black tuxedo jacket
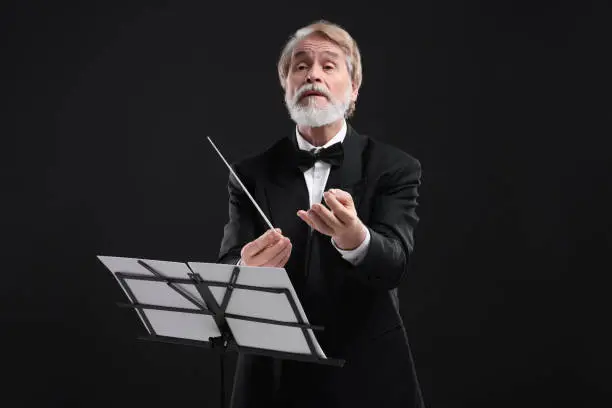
[217,124,425,408]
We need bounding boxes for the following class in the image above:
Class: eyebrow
[292,50,342,60]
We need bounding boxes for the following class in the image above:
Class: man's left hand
[297,188,367,250]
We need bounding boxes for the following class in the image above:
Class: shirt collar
[295,120,347,151]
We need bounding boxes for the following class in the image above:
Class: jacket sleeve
[348,157,422,290]
[217,165,258,265]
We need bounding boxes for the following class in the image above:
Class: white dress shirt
[295,120,371,265]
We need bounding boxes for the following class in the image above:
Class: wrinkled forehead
[291,34,346,61]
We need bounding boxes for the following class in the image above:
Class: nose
[306,64,324,84]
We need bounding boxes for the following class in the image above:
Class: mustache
[293,84,332,103]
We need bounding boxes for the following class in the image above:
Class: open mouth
[301,91,326,99]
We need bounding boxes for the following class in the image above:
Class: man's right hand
[240,228,292,267]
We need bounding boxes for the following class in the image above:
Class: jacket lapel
[323,123,368,212]
[261,136,311,249]
[261,136,311,291]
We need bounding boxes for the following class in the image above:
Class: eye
[324,64,335,71]
[296,63,308,71]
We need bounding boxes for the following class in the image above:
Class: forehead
[291,33,345,60]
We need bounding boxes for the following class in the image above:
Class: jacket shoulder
[230,137,289,177]
[364,135,421,174]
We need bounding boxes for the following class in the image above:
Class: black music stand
[97,256,344,408]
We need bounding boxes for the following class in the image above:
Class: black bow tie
[296,142,344,172]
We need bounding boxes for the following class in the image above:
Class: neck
[297,119,344,147]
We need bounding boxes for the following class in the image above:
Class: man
[217,20,425,408]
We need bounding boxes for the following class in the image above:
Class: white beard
[285,84,351,127]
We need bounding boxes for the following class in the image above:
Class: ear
[351,81,359,102]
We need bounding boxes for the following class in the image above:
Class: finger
[250,237,290,266]
[275,241,292,267]
[311,203,342,230]
[255,236,290,266]
[323,192,353,224]
[253,228,282,251]
[330,189,354,207]
[324,192,357,224]
[297,210,316,229]
[300,208,336,235]
[242,228,282,258]
[276,244,292,267]
[241,229,280,262]
[307,209,335,236]
[269,241,292,267]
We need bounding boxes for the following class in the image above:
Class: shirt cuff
[331,227,371,265]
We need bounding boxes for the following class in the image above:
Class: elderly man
[217,20,425,408]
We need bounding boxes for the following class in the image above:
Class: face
[284,33,358,127]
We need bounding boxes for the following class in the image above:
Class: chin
[289,107,343,128]
[300,96,326,104]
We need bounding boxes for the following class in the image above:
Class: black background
[4,1,611,407]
